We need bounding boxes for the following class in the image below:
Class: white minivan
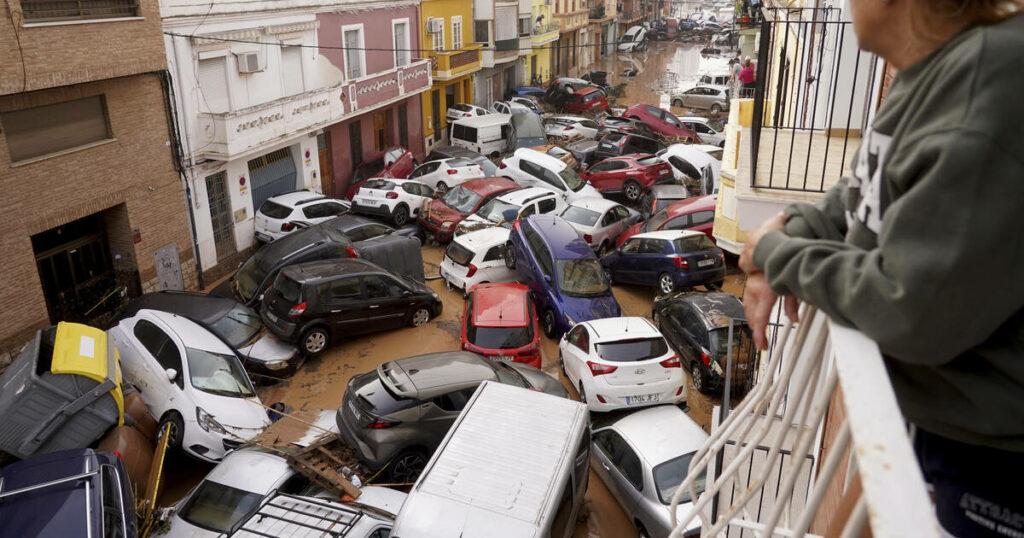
[391,381,590,538]
[450,114,513,158]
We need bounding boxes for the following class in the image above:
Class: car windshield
[676,235,717,252]
[556,259,610,297]
[186,348,256,398]
[559,167,586,192]
[234,257,266,303]
[706,120,724,132]
[468,325,534,349]
[209,305,263,348]
[445,241,475,266]
[595,337,669,362]
[363,179,395,191]
[177,481,263,533]
[645,207,672,232]
[272,273,302,303]
[561,206,601,227]
[353,158,385,182]
[653,452,705,504]
[258,200,291,219]
[441,186,483,214]
[476,198,519,223]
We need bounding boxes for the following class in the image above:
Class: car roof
[280,258,381,282]
[568,196,619,213]
[671,292,747,329]
[266,190,327,207]
[511,148,567,171]
[581,316,659,342]
[460,177,520,196]
[140,309,233,353]
[632,229,706,241]
[203,448,294,493]
[366,177,427,187]
[523,214,594,258]
[495,186,557,204]
[0,448,110,534]
[665,194,717,216]
[119,291,238,326]
[452,226,510,249]
[610,154,657,164]
[608,405,709,466]
[452,114,512,127]
[678,116,711,123]
[379,352,497,399]
[574,87,603,95]
[471,283,530,327]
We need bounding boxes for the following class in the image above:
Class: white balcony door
[197,57,230,113]
[281,46,304,96]
[393,20,410,66]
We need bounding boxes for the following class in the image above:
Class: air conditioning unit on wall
[236,51,264,73]
[427,18,443,33]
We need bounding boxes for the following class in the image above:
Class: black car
[544,77,599,109]
[651,292,757,394]
[593,132,666,163]
[425,145,499,177]
[110,291,303,380]
[260,258,442,355]
[597,116,657,139]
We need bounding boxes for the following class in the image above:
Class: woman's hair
[914,0,1023,39]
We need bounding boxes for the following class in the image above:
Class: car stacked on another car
[461,283,541,369]
[531,144,581,171]
[679,116,726,146]
[543,115,601,139]
[346,146,417,199]
[445,103,489,123]
[640,184,692,220]
[601,230,726,294]
[582,154,675,202]
[260,258,441,356]
[564,87,610,114]
[351,178,435,227]
[405,157,485,194]
[419,177,521,243]
[254,191,350,243]
[593,132,667,163]
[425,145,499,177]
[616,194,717,246]
[559,197,640,256]
[499,148,601,203]
[598,116,658,139]
[439,227,518,294]
[622,104,700,142]
[456,186,564,236]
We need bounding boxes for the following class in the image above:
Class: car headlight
[441,221,454,230]
[265,360,288,371]
[196,407,215,432]
[563,312,577,327]
[431,291,440,301]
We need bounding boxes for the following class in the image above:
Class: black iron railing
[750,7,882,193]
[21,0,138,21]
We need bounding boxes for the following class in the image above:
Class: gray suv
[336,351,568,482]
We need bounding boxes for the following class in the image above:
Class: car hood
[562,292,621,324]
[508,364,570,398]
[424,200,466,223]
[574,183,601,199]
[190,390,271,440]
[237,331,298,364]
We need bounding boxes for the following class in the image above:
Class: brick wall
[0,73,196,353]
[0,0,167,95]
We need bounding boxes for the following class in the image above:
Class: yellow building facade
[524,0,559,85]
[419,0,482,149]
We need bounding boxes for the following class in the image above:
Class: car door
[517,159,544,189]
[613,238,643,283]
[418,387,477,450]
[523,226,557,311]
[126,317,185,417]
[596,208,621,247]
[689,210,715,236]
[636,238,668,283]
[408,161,441,188]
[321,277,368,335]
[362,274,411,330]
[681,88,700,108]
[585,161,625,191]
[591,429,643,515]
[562,324,590,384]
[644,105,666,132]
[606,206,634,240]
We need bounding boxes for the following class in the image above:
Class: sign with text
[349,61,431,112]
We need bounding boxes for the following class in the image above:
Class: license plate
[495,355,513,362]
[626,393,660,405]
[698,259,715,267]
[349,401,361,421]
[266,311,279,323]
[360,198,378,206]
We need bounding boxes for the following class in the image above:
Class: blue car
[0,448,136,537]
[505,86,546,100]
[505,214,622,337]
[600,229,726,294]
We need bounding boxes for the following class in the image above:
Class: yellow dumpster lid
[51,322,125,425]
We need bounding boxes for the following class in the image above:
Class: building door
[432,90,442,135]
[205,171,237,262]
[32,213,116,324]
[530,57,537,83]
[397,103,409,149]
[317,132,333,197]
[349,120,363,171]
[247,147,297,212]
[373,111,388,151]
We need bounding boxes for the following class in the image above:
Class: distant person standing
[739,58,756,97]
[728,58,743,98]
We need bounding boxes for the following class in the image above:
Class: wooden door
[373,111,387,151]
[317,132,333,197]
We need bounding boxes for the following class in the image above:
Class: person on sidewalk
[738,0,1024,535]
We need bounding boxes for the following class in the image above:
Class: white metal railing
[669,305,942,538]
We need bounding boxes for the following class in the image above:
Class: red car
[581,154,675,202]
[418,177,520,243]
[564,87,610,114]
[461,283,541,369]
[616,193,717,246]
[345,146,417,199]
[621,104,701,142]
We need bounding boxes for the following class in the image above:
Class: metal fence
[750,7,882,193]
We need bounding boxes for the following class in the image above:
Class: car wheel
[158,412,184,450]
[392,204,409,227]
[692,362,711,394]
[435,181,449,195]
[301,326,330,356]
[409,307,431,327]
[658,273,676,295]
[706,280,723,290]
[673,99,684,108]
[504,242,517,269]
[624,180,643,202]
[389,449,428,484]
[637,522,651,538]
[542,309,557,339]
[711,104,722,114]
[578,382,587,404]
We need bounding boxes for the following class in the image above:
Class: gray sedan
[590,405,709,538]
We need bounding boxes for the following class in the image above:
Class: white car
[446,103,489,123]
[456,186,565,236]
[407,157,485,194]
[590,405,708,538]
[491,100,534,116]
[692,144,723,160]
[619,25,648,52]
[559,197,640,256]
[254,191,350,243]
[508,96,543,113]
[499,148,602,203]
[439,227,519,294]
[543,115,601,139]
[657,144,722,195]
[679,117,726,147]
[235,490,406,537]
[671,85,731,114]
[351,178,435,227]
[109,309,271,462]
[559,316,686,412]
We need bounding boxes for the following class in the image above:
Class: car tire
[692,362,711,394]
[392,204,409,227]
[624,180,643,202]
[435,181,449,195]
[706,280,724,290]
[542,309,557,339]
[711,104,722,114]
[409,307,431,327]
[673,99,684,108]
[158,412,184,450]
[658,273,676,295]
[504,242,517,269]
[300,326,331,356]
[388,449,428,484]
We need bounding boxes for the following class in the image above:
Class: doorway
[432,90,442,136]
[373,111,388,151]
[205,171,237,263]
[32,213,119,324]
[317,132,333,197]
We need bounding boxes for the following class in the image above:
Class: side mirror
[543,274,553,284]
[402,289,413,297]
[616,246,623,254]
[165,368,178,382]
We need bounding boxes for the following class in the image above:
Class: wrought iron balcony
[424,45,482,81]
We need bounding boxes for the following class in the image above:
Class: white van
[619,25,648,52]
[450,114,513,158]
[391,381,590,538]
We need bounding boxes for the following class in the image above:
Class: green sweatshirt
[752,14,1024,451]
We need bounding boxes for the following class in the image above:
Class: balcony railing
[20,0,138,21]
[670,305,941,537]
[495,38,518,51]
[750,7,882,193]
[589,5,606,18]
[425,46,482,80]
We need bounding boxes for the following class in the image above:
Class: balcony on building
[425,43,483,81]
[531,22,560,45]
[480,37,521,67]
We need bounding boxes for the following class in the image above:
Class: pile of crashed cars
[0,71,757,538]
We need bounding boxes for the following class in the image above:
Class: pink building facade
[318,2,431,197]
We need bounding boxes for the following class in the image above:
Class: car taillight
[587,361,618,376]
[288,302,306,317]
[366,417,400,429]
[281,222,295,232]
[466,112,473,117]
[672,256,689,269]
[701,351,711,366]
[499,162,507,169]
[346,246,359,258]
[386,191,398,199]
[583,234,593,243]
[447,169,458,175]
[466,263,478,278]
[660,355,681,368]
[676,386,685,396]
